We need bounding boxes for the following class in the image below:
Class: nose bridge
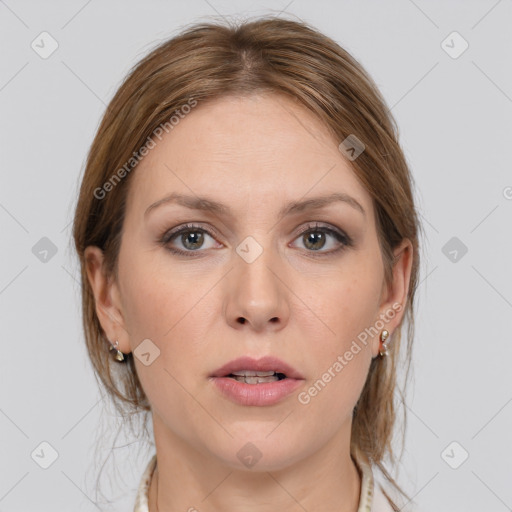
[226,232,289,330]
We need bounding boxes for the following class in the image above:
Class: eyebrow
[144,191,366,219]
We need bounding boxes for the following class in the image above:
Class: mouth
[225,370,288,384]
[210,355,304,381]
[210,356,305,406]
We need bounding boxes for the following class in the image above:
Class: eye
[291,222,352,255]
[159,222,353,257]
[159,223,219,255]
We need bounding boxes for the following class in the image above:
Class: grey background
[1,0,511,511]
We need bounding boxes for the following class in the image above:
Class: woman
[73,16,422,512]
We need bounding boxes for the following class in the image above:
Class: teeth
[231,375,279,384]
[231,370,276,377]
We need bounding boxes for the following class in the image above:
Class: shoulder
[372,476,427,512]
[372,480,403,511]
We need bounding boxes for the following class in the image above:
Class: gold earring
[379,330,390,357]
[109,340,125,362]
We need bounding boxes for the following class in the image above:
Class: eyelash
[159,222,353,258]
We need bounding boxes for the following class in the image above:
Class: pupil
[304,232,325,250]
[183,231,203,249]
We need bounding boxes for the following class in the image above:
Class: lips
[210,355,305,380]
[210,356,305,406]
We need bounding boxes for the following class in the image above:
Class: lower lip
[211,377,304,406]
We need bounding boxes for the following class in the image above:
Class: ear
[83,246,131,354]
[372,238,414,357]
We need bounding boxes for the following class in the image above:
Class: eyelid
[160,222,221,243]
[292,222,353,250]
[295,221,350,241]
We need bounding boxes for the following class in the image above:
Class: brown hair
[73,15,421,504]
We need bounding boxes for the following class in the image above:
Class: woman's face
[86,93,410,470]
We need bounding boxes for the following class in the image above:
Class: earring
[379,330,390,357]
[109,340,125,362]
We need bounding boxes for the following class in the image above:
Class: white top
[133,451,413,512]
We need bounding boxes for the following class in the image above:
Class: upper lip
[211,356,304,380]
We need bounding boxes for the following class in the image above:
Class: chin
[206,432,308,472]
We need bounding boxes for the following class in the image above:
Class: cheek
[293,260,381,407]
[296,263,382,349]
[298,293,374,429]
[119,251,216,385]
[119,261,210,429]
[296,342,371,447]
[119,246,194,338]
[121,275,172,342]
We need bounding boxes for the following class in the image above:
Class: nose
[224,243,290,333]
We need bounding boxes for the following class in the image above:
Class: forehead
[126,93,373,220]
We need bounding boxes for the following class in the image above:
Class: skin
[85,93,412,512]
